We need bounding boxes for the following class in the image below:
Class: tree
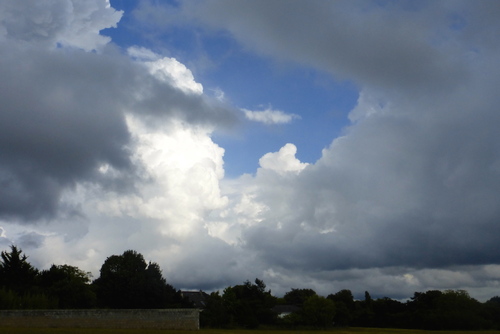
[434,290,487,330]
[371,297,406,328]
[93,250,184,308]
[327,289,355,326]
[38,264,96,308]
[484,296,500,329]
[407,289,488,330]
[301,294,336,328]
[353,291,375,326]
[284,288,317,306]
[0,245,38,294]
[200,291,231,328]
[221,279,277,328]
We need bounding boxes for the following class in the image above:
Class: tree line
[0,245,190,310]
[201,281,500,330]
[1,245,500,330]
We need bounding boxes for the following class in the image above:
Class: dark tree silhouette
[0,245,38,294]
[93,250,185,308]
[38,264,96,308]
[284,288,317,306]
[327,289,355,326]
[221,279,277,328]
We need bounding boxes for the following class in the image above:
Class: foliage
[202,279,277,329]
[92,250,186,309]
[0,287,57,309]
[328,289,355,326]
[200,291,231,328]
[300,294,336,328]
[223,279,277,328]
[406,289,490,330]
[283,288,316,306]
[484,296,500,328]
[0,245,56,309]
[0,245,39,294]
[370,297,406,328]
[38,264,96,308]
[2,243,500,331]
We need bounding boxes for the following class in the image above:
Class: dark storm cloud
[169,0,500,276]
[0,44,131,220]
[240,88,500,272]
[0,40,236,222]
[3,0,500,302]
[170,0,468,94]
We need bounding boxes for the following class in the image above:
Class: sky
[1,0,500,302]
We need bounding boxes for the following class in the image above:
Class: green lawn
[1,329,500,334]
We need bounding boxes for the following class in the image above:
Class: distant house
[272,305,301,318]
[181,290,209,309]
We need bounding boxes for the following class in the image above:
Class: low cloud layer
[1,0,500,302]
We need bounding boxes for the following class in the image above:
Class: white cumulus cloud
[128,46,204,95]
[243,107,300,124]
[0,0,122,51]
[259,143,309,174]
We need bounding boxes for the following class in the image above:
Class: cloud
[148,0,500,298]
[171,0,468,94]
[0,1,241,290]
[259,143,308,174]
[0,0,122,51]
[0,1,237,222]
[242,107,300,125]
[2,0,500,303]
[128,46,203,95]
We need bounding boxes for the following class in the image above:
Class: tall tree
[328,289,355,326]
[38,264,96,308]
[301,294,336,328]
[284,288,317,306]
[200,291,231,328]
[222,279,277,328]
[0,245,38,294]
[407,289,488,330]
[93,250,184,308]
[484,296,500,329]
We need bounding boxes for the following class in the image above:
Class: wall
[0,309,199,330]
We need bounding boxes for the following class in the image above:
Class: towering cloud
[2,0,500,302]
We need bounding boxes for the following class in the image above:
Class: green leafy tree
[435,290,488,330]
[284,288,317,306]
[222,279,277,328]
[353,291,375,326]
[93,250,184,308]
[371,297,406,328]
[484,296,500,329]
[0,245,58,309]
[407,289,488,330]
[200,291,231,328]
[301,294,336,328]
[0,287,57,309]
[38,264,96,308]
[327,289,355,326]
[407,290,443,329]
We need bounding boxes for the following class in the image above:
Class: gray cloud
[173,0,500,297]
[2,0,500,302]
[164,0,469,93]
[0,3,237,221]
[0,0,122,51]
[0,46,129,220]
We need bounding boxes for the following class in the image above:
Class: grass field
[1,328,500,334]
